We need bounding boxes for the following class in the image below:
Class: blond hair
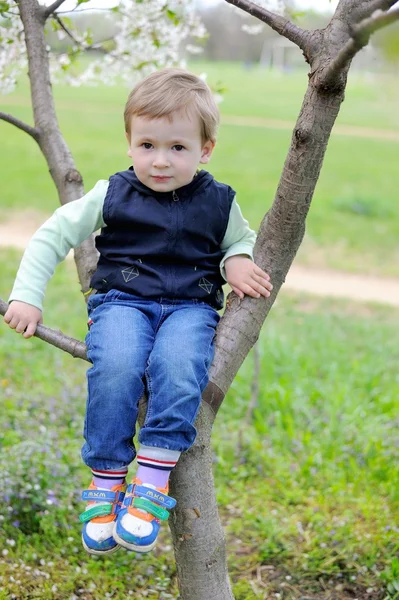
[124,68,219,143]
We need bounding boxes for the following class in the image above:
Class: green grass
[0,250,398,599]
[1,62,399,275]
[196,61,399,131]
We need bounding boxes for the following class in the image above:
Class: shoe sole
[82,535,120,556]
[112,526,157,554]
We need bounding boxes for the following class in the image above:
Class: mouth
[151,175,172,182]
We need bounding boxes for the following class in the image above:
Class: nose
[152,151,170,169]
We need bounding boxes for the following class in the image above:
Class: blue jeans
[81,290,220,472]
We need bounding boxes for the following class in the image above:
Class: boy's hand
[3,301,42,339]
[224,255,272,300]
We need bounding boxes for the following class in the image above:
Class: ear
[126,132,133,158]
[199,140,215,164]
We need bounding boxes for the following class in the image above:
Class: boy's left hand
[224,255,272,300]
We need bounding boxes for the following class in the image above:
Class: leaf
[77,0,91,4]
[0,0,10,14]
[151,32,161,48]
[166,9,180,26]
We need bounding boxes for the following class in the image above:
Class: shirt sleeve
[220,196,256,281]
[8,180,108,311]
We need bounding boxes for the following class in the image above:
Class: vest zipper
[172,191,179,202]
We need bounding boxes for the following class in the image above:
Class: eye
[142,142,153,150]
[172,144,185,151]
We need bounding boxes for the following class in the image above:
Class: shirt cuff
[220,245,254,281]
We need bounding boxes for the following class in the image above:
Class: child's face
[126,109,214,192]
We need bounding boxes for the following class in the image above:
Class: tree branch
[53,13,81,45]
[320,7,399,89]
[43,0,68,19]
[0,298,87,360]
[224,0,310,51]
[352,0,399,22]
[0,112,40,142]
[56,7,112,13]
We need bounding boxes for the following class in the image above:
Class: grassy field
[1,62,399,275]
[0,61,398,599]
[0,250,398,599]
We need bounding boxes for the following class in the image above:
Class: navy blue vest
[90,168,235,309]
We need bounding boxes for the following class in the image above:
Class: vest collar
[118,167,214,199]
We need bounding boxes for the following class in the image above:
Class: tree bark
[4,1,394,598]
[170,404,234,600]
[18,0,97,293]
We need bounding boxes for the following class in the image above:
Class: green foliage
[0,0,10,14]
[0,250,398,597]
[381,558,399,599]
[163,6,181,26]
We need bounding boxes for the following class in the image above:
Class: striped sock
[91,467,128,490]
[136,445,180,489]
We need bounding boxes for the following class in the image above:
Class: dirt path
[2,95,399,143]
[223,115,399,143]
[1,212,398,307]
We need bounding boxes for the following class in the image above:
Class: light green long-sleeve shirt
[9,180,256,311]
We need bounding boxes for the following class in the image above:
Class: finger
[253,265,270,280]
[3,310,12,324]
[23,323,37,339]
[15,320,28,334]
[239,283,263,299]
[246,280,271,298]
[8,316,20,330]
[251,273,273,291]
[231,285,244,299]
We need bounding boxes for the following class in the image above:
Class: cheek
[177,154,197,170]
[131,152,148,167]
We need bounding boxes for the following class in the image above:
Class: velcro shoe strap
[79,504,112,523]
[82,489,117,503]
[133,497,170,520]
[133,485,176,510]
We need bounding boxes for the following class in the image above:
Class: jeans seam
[144,361,154,426]
[154,303,166,334]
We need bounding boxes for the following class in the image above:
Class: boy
[4,68,272,555]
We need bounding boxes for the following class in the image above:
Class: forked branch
[0,112,40,142]
[224,0,310,51]
[42,0,68,19]
[320,6,399,88]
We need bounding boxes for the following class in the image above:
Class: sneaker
[79,481,126,555]
[113,477,176,553]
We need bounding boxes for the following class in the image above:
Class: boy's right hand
[3,301,42,339]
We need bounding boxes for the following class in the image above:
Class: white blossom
[242,23,264,35]
[0,1,27,94]
[0,0,206,94]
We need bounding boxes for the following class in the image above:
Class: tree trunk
[18,0,97,293]
[170,403,234,600]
